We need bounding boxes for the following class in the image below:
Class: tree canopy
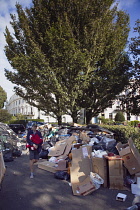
[0,86,7,109]
[4,0,132,124]
[119,19,140,116]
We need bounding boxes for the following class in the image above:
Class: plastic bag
[54,171,70,180]
[12,149,22,157]
[90,172,104,189]
[39,149,49,159]
[3,150,13,162]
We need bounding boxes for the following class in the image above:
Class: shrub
[114,112,125,122]
[101,124,140,151]
[98,116,114,125]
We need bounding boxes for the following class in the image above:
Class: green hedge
[100,124,140,151]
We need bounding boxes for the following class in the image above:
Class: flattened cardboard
[38,161,57,173]
[70,146,92,195]
[0,152,6,184]
[55,160,67,171]
[48,140,67,157]
[57,136,76,160]
[92,156,108,187]
[72,176,96,196]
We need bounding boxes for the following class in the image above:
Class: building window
[109,113,112,120]
[101,113,104,117]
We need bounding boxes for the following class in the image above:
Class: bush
[128,120,139,127]
[114,112,125,122]
[98,116,114,125]
[101,124,140,151]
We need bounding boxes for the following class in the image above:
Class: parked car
[8,124,25,134]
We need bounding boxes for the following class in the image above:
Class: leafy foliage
[0,86,7,109]
[101,124,140,150]
[114,112,125,122]
[4,0,132,124]
[0,109,12,123]
[120,20,140,115]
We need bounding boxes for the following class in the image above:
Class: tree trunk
[86,109,92,125]
[71,110,78,123]
[57,115,62,125]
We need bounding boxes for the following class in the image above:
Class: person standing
[26,124,43,178]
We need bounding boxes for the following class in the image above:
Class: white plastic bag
[90,172,104,189]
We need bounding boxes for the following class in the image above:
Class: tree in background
[0,86,7,109]
[4,0,132,124]
[0,86,12,123]
[120,19,140,116]
[0,109,12,123]
[115,112,125,122]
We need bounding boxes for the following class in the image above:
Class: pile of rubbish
[36,123,140,200]
[0,122,22,162]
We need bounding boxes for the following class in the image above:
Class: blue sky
[0,0,139,100]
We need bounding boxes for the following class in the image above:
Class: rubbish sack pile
[37,124,140,196]
[0,122,22,162]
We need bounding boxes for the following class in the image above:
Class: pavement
[0,149,135,210]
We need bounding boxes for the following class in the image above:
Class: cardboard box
[116,193,127,202]
[92,156,108,187]
[70,146,92,195]
[106,156,127,190]
[107,156,123,178]
[116,138,140,175]
[116,142,130,156]
[38,161,57,173]
[109,176,124,190]
[123,153,140,175]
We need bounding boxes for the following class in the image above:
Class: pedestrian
[26,123,43,178]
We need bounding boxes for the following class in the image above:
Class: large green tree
[4,0,132,124]
[119,20,140,116]
[0,86,7,109]
[0,86,12,123]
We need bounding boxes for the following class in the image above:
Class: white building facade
[6,94,73,123]
[6,93,140,124]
